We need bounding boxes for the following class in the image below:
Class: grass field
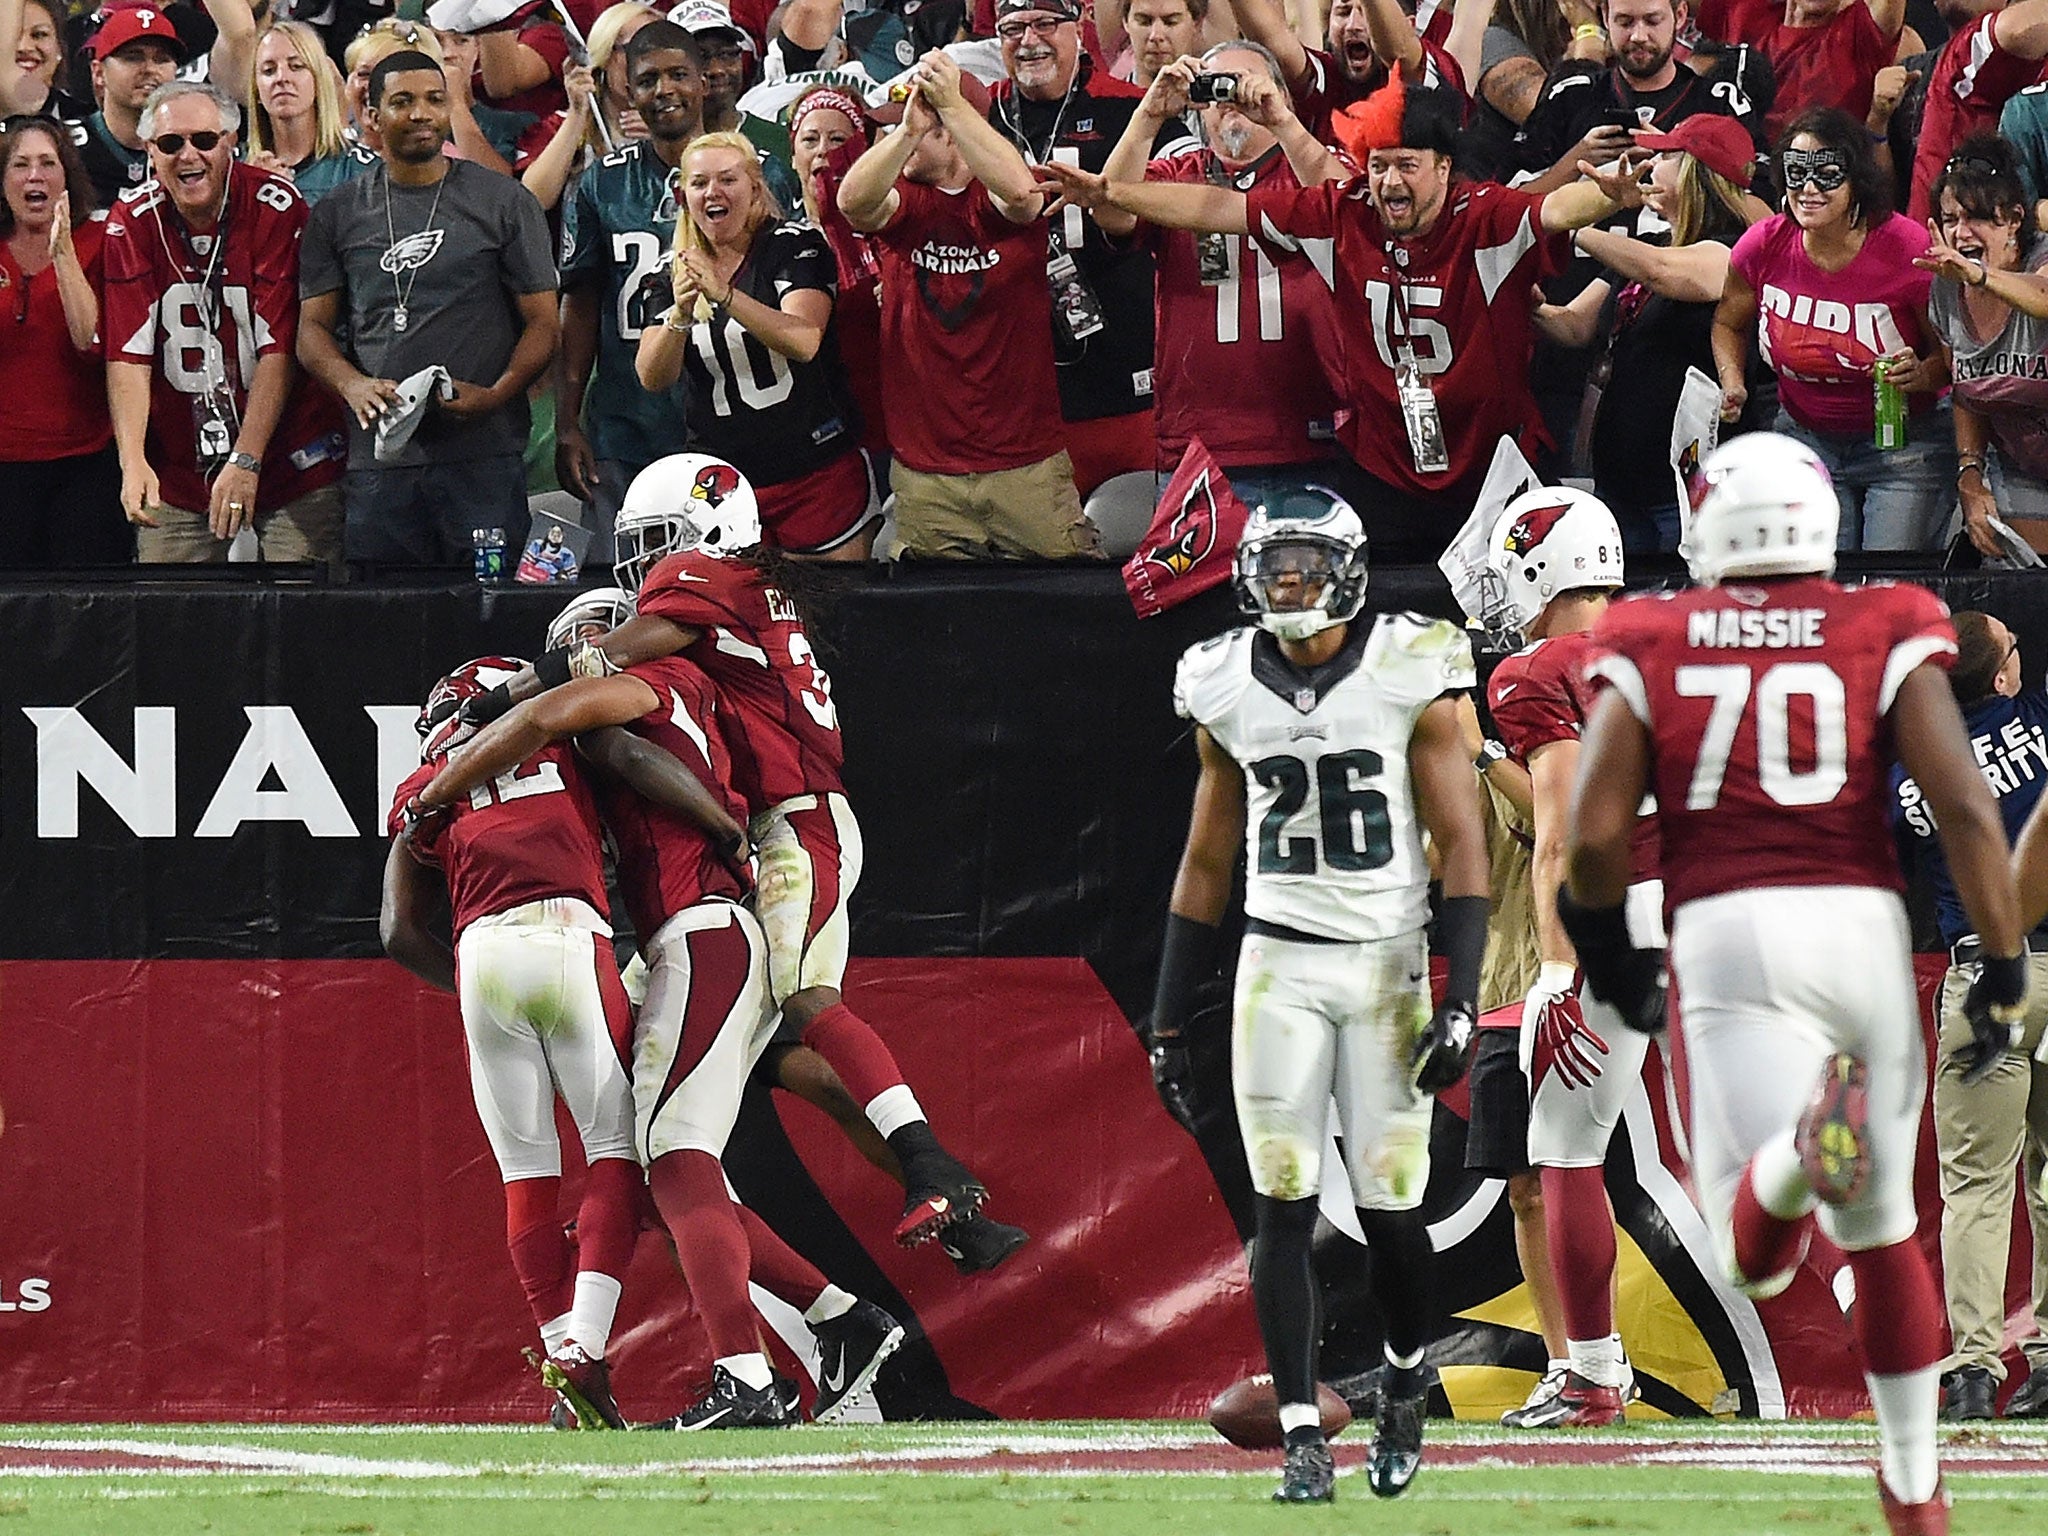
[0,1420,2043,1535]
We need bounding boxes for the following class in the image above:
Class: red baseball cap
[92,5,188,61]
[1633,114,1755,186]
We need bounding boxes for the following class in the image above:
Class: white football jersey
[1175,614,1476,942]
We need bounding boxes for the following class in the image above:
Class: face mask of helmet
[1238,535,1367,641]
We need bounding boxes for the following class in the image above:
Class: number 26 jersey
[1175,614,1476,942]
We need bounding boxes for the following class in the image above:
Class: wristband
[1149,912,1221,1043]
[1979,951,2028,1009]
[663,306,691,334]
[1971,259,1991,288]
[534,648,574,692]
[463,681,516,728]
[1574,22,1605,39]
[1957,455,1987,481]
[1437,894,1489,1015]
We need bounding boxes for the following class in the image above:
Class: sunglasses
[150,130,223,153]
[997,16,1068,39]
[1780,149,1848,193]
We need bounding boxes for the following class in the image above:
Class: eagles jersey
[560,139,690,470]
[1175,614,1476,942]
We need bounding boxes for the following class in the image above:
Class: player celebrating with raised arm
[1563,433,2029,1536]
[1150,489,1490,1504]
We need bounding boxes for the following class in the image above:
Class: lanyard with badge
[156,193,242,478]
[1383,243,1448,474]
[1008,81,1105,342]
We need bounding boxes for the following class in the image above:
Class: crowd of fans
[7,0,2048,569]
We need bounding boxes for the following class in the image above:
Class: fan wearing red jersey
[1565,433,2029,1536]
[1472,486,1647,1430]
[381,655,707,1433]
[1230,0,1478,142]
[413,653,799,1431]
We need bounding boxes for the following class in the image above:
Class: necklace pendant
[393,305,409,332]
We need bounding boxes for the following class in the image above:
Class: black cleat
[1367,1382,1427,1497]
[939,1212,1030,1274]
[1273,1430,1336,1503]
[895,1149,989,1247]
[644,1365,790,1431]
[810,1301,906,1423]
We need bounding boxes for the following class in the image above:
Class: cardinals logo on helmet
[691,462,742,507]
[1502,498,1572,558]
[1143,471,1220,578]
[380,229,446,274]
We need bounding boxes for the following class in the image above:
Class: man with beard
[1232,0,1478,141]
[80,5,183,206]
[1513,0,1772,192]
[298,52,558,565]
[1904,0,2048,222]
[557,22,705,562]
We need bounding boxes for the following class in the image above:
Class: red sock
[1848,1238,1945,1375]
[504,1176,574,1331]
[1730,1165,1812,1288]
[1541,1165,1616,1342]
[801,1002,906,1108]
[737,1204,828,1310]
[575,1157,642,1280]
[647,1150,758,1358]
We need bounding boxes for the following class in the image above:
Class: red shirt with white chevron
[1908,10,2048,223]
[101,162,345,513]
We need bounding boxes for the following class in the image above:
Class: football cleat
[538,1341,626,1431]
[810,1301,906,1424]
[1878,1473,1951,1536]
[1367,1380,1427,1497]
[2006,1364,2048,1418]
[775,1372,802,1419]
[644,1365,790,1431]
[940,1213,1031,1274]
[1501,1364,1569,1427]
[1497,1371,1624,1428]
[894,1150,989,1247]
[1273,1430,1336,1503]
[1797,1053,1873,1206]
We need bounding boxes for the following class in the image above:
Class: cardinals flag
[1123,438,1250,619]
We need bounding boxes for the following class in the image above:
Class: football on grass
[1208,1374,1352,1449]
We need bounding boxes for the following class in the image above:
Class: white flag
[1439,436,1539,624]
[1670,366,1722,562]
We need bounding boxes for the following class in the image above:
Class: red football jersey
[1589,578,1957,914]
[1146,147,1346,471]
[387,743,610,937]
[1718,0,1895,141]
[1244,177,1567,494]
[1907,12,2048,222]
[1288,40,1466,142]
[101,162,347,514]
[635,550,846,813]
[593,655,749,942]
[1488,629,1658,883]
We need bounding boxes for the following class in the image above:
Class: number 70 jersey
[1175,614,1476,942]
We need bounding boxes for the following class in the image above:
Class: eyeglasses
[1779,148,1848,193]
[997,17,1068,39]
[150,130,223,153]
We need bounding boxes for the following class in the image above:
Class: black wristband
[1556,883,1634,990]
[1980,951,2028,1009]
[535,648,573,692]
[462,681,516,727]
[1436,894,1488,1013]
[1149,912,1221,1043]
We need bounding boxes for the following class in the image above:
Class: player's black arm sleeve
[575,726,746,855]
[1436,893,1488,1012]
[380,839,456,993]
[1556,883,1665,1034]
[1149,912,1221,1043]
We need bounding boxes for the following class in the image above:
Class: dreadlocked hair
[732,545,846,662]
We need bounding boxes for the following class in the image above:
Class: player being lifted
[1150,490,1489,1503]
[1565,434,2030,1536]
[460,455,1022,1268]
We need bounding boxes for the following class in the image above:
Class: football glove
[396,795,446,846]
[1149,1035,1197,1132]
[1522,962,1608,1092]
[1954,951,2029,1087]
[1412,999,1476,1094]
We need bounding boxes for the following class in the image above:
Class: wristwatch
[1475,738,1509,773]
[227,450,261,474]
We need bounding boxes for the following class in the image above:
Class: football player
[1565,433,2030,1536]
[459,454,1026,1270]
[382,656,732,1431]
[1476,487,1644,1428]
[1150,489,1490,1503]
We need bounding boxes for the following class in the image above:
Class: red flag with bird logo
[1123,438,1251,619]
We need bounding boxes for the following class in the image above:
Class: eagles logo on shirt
[1501,497,1572,558]
[1144,469,1221,578]
[693,461,742,506]
[380,229,445,275]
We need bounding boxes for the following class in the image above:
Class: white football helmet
[1233,487,1369,642]
[613,453,762,592]
[1477,485,1624,651]
[1685,432,1840,586]
[545,586,637,652]
[417,655,527,761]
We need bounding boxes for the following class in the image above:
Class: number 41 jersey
[1175,614,1476,942]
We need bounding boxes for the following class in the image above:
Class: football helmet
[1686,432,1839,586]
[544,586,637,652]
[1233,486,1369,642]
[613,453,761,592]
[417,655,527,762]
[1477,485,1624,651]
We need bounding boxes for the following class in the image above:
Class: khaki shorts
[137,480,344,571]
[891,450,1104,561]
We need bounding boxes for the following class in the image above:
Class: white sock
[803,1285,857,1326]
[719,1352,774,1391]
[1546,1358,1570,1375]
[568,1272,623,1360]
[540,1313,573,1354]
[1868,1365,1941,1505]
[1567,1334,1627,1388]
[1751,1132,1819,1219]
[865,1083,926,1139]
[1277,1402,1322,1434]
[1384,1344,1424,1371]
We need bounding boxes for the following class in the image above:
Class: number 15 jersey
[1175,613,1476,942]
[1588,578,1955,914]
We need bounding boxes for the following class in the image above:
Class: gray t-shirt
[301,158,558,469]
[1931,235,2048,483]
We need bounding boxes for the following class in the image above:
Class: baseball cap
[376,366,456,464]
[666,0,756,49]
[1633,114,1756,186]
[993,0,1082,21]
[92,4,188,60]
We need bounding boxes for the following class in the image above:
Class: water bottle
[1873,359,1906,451]
[472,527,507,584]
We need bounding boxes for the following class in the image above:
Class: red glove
[1520,962,1608,1092]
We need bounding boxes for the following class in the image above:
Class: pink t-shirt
[1730,212,1934,436]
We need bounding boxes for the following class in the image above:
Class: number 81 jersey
[1175,614,1476,942]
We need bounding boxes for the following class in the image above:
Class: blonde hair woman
[245,20,365,204]
[521,1,659,211]
[636,132,875,560]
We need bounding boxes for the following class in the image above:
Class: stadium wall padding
[0,564,2038,1421]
